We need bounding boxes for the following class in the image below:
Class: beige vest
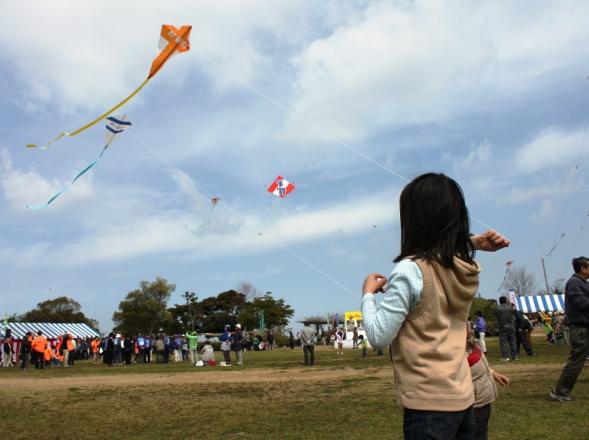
[470,354,497,408]
[391,257,480,411]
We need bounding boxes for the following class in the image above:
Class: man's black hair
[394,173,475,267]
[572,256,589,273]
[499,296,507,304]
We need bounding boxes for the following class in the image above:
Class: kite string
[195,54,495,232]
[547,118,589,258]
[124,130,363,301]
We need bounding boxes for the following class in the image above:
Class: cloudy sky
[1,1,588,331]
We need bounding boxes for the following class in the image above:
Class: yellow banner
[345,311,362,321]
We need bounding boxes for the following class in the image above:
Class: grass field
[1,338,588,439]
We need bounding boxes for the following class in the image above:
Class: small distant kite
[267,176,295,199]
[27,24,191,150]
[27,115,131,209]
[207,196,220,224]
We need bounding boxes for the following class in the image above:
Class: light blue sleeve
[361,259,423,349]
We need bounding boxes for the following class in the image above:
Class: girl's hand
[471,230,510,252]
[363,273,387,295]
[492,371,510,386]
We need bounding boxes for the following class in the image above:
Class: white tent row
[0,322,99,339]
[515,294,565,314]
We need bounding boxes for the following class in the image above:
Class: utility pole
[539,242,551,295]
[541,257,551,295]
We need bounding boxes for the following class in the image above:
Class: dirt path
[0,362,562,392]
[0,367,391,391]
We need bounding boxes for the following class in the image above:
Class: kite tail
[26,78,149,149]
[207,205,216,224]
[26,147,106,210]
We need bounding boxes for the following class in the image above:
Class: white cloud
[0,1,314,113]
[286,1,589,143]
[448,140,493,171]
[532,199,557,224]
[515,127,586,173]
[3,188,398,267]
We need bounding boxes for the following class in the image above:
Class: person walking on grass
[496,297,517,361]
[220,325,232,366]
[515,309,534,357]
[20,332,32,370]
[361,173,509,439]
[32,331,47,370]
[186,330,199,366]
[550,256,589,402]
[232,324,244,366]
[352,326,359,349]
[300,323,316,366]
[474,311,487,353]
[335,327,344,356]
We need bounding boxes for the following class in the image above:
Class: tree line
[9,278,294,335]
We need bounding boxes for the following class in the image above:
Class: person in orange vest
[43,344,52,366]
[66,334,76,367]
[91,338,101,364]
[32,331,48,370]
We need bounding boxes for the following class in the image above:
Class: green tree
[240,292,294,330]
[199,290,246,332]
[19,296,98,329]
[112,277,175,335]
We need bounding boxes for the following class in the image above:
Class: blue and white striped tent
[0,322,99,340]
[515,294,565,314]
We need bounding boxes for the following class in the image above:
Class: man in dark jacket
[496,296,517,361]
[20,332,32,370]
[515,309,534,356]
[232,324,244,366]
[551,257,589,402]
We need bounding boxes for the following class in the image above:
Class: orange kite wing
[148,25,192,79]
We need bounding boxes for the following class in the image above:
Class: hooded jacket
[390,257,480,411]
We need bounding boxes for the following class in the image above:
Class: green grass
[1,338,588,439]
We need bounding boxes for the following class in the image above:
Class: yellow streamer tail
[27,78,150,149]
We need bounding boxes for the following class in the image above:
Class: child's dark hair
[394,173,475,267]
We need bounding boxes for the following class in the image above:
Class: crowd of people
[1,324,301,370]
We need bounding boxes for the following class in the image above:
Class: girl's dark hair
[394,173,475,267]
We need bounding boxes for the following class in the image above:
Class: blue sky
[1,1,589,332]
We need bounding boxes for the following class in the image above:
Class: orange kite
[27,24,192,149]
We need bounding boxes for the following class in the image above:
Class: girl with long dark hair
[361,173,509,439]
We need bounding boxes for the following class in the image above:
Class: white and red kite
[267,176,295,199]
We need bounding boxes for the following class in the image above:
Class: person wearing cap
[231,324,244,366]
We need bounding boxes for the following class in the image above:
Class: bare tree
[502,266,537,296]
[236,281,259,301]
[539,278,565,295]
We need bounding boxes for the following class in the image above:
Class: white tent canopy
[515,294,565,314]
[0,322,99,339]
